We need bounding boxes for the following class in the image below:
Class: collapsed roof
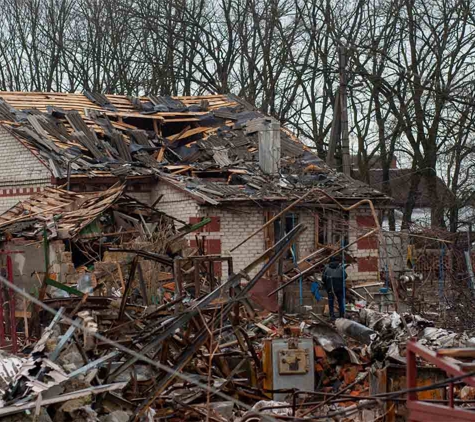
[0,91,388,204]
[0,184,179,241]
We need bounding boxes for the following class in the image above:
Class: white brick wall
[0,125,53,214]
[152,182,200,227]
[199,205,265,277]
[149,180,380,285]
[297,210,315,259]
[0,125,51,186]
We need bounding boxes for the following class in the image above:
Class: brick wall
[346,208,380,283]
[0,125,52,213]
[152,182,200,228]
[297,210,316,259]
[198,205,266,278]
[150,180,380,310]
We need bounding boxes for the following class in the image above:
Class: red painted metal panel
[408,402,475,422]
[406,340,475,422]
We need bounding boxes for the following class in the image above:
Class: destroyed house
[0,91,389,311]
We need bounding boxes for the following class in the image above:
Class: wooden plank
[157,146,165,162]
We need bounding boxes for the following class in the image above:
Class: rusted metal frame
[6,255,16,353]
[209,258,215,291]
[69,291,91,318]
[193,310,232,378]
[136,263,149,306]
[193,259,201,296]
[208,358,247,400]
[190,256,233,298]
[300,372,368,417]
[189,256,231,261]
[278,213,285,326]
[118,256,139,321]
[135,324,219,420]
[142,295,185,320]
[110,226,303,384]
[72,332,90,365]
[0,250,24,351]
[172,397,224,422]
[134,225,305,420]
[107,314,195,381]
[0,270,4,347]
[237,325,261,372]
[231,325,260,388]
[156,338,171,365]
[227,257,240,324]
[231,325,248,356]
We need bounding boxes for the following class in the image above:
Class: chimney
[244,117,281,174]
[246,117,280,175]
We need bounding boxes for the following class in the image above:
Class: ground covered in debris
[0,292,474,422]
[0,182,472,421]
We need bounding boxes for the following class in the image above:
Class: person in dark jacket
[322,256,347,320]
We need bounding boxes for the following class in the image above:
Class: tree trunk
[401,168,422,229]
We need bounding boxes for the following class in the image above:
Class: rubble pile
[0,184,472,420]
[0,278,474,421]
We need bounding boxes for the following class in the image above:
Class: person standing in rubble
[322,256,347,320]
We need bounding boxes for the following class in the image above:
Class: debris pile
[0,181,471,420]
[0,274,474,421]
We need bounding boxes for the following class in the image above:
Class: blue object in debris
[311,281,322,301]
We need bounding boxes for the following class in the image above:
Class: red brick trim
[189,216,220,232]
[358,256,379,272]
[189,238,222,276]
[357,236,378,250]
[356,215,378,250]
[0,187,44,197]
[356,215,377,228]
